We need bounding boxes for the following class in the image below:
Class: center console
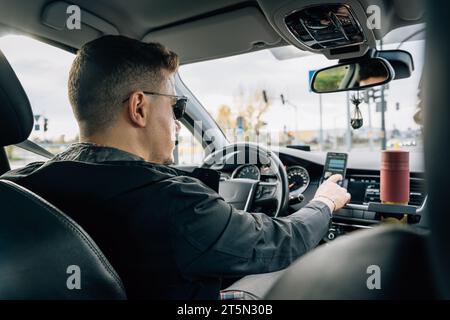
[322,171,427,241]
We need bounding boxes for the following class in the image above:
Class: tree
[215,87,272,140]
[234,87,271,136]
[216,105,234,132]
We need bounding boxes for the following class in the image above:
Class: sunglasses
[122,91,188,120]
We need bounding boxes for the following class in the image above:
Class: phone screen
[322,152,348,186]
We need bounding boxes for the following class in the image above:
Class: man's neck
[80,134,147,161]
[80,135,170,165]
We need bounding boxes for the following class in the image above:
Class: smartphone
[322,152,348,186]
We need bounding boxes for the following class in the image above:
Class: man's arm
[167,174,350,277]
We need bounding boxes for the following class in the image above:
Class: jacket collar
[51,142,145,163]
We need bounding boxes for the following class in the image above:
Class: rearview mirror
[311,58,394,93]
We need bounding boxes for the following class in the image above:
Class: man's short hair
[68,35,179,136]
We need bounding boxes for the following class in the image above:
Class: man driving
[1,35,350,299]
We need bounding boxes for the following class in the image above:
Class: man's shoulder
[0,161,46,181]
[1,158,208,190]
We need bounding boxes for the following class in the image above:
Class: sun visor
[41,1,119,36]
[142,7,282,64]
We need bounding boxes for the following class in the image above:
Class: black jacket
[1,143,331,299]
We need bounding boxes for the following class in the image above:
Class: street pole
[279,93,300,139]
[319,94,323,150]
[346,91,352,151]
[380,39,387,150]
[367,101,374,151]
[381,86,387,150]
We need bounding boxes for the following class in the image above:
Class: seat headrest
[0,49,33,146]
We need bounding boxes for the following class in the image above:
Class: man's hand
[313,174,351,213]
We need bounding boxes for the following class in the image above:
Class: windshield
[179,31,424,154]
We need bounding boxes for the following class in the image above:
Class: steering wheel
[201,142,289,217]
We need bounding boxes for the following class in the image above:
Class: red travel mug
[380,150,410,223]
[380,150,410,203]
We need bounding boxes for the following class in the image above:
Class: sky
[0,34,425,141]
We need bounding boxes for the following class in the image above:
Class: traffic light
[363,90,370,104]
[34,114,41,131]
[44,118,48,132]
[236,116,244,130]
[262,90,268,103]
[370,88,382,101]
[366,87,388,102]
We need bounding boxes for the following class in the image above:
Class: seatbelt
[15,140,54,159]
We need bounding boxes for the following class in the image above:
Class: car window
[0,35,77,167]
[0,35,206,167]
[179,34,425,154]
[4,146,48,170]
[176,123,204,165]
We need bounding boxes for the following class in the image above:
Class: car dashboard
[216,147,428,242]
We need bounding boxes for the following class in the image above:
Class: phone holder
[344,202,421,224]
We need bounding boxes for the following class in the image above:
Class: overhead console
[260,0,377,60]
[284,5,365,50]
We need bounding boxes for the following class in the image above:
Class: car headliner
[0,0,425,64]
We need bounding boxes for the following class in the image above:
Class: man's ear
[126,91,148,128]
